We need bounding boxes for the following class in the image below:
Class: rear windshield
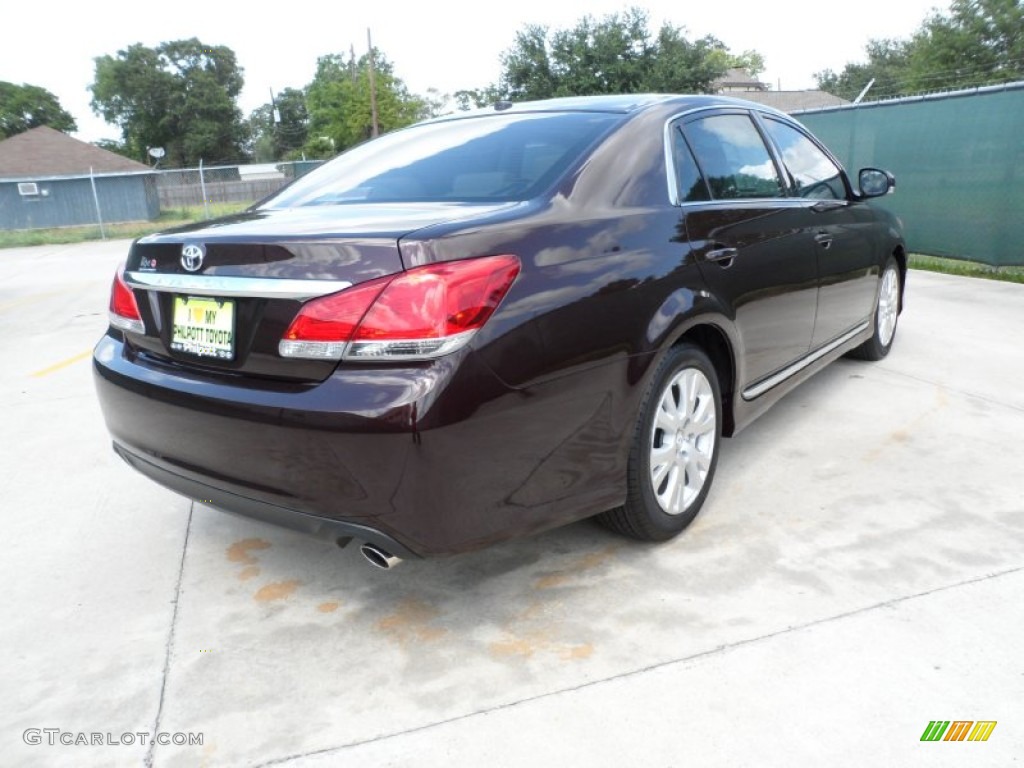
[262,112,622,207]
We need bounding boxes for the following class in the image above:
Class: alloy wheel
[649,368,717,515]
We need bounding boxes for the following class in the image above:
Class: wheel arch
[670,322,738,437]
[892,244,907,312]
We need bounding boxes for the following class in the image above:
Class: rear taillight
[279,255,520,361]
[109,268,145,334]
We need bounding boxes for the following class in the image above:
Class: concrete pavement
[0,240,1021,766]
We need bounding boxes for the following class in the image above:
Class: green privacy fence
[796,82,1024,267]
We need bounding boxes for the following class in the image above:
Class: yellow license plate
[170,296,235,360]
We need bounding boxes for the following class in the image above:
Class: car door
[758,115,879,348]
[674,110,818,389]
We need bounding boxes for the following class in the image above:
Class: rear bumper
[112,441,419,558]
[93,333,631,557]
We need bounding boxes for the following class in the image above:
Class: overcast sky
[1,0,944,143]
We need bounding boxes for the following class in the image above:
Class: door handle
[705,247,738,266]
[814,231,833,250]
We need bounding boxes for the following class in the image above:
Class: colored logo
[921,721,997,742]
[181,243,205,272]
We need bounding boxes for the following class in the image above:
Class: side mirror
[858,168,895,198]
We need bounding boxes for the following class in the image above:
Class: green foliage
[730,50,767,78]
[303,49,431,157]
[815,39,912,100]
[0,203,250,248]
[489,7,738,101]
[453,86,504,111]
[909,253,1024,283]
[906,0,1024,90]
[816,0,1024,100]
[90,39,246,166]
[247,87,309,162]
[0,81,77,138]
[642,24,732,94]
[706,49,768,78]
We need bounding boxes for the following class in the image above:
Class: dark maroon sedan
[94,94,905,568]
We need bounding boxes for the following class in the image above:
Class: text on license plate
[170,296,235,360]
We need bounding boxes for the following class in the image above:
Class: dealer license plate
[170,296,235,360]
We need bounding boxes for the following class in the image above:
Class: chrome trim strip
[742,322,870,400]
[125,272,351,299]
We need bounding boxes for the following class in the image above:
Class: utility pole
[267,87,280,161]
[269,87,280,124]
[349,44,357,84]
[367,28,380,138]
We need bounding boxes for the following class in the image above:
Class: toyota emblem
[181,243,205,272]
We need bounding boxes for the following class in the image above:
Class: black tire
[599,344,722,541]
[849,256,901,361]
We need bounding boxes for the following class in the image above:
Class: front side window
[763,118,847,200]
[262,112,623,207]
[683,114,785,200]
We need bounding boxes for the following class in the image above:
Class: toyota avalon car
[93,94,905,568]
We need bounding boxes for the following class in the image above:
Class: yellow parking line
[31,349,92,378]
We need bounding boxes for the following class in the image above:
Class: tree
[707,49,767,79]
[90,39,247,166]
[0,81,76,138]
[815,39,912,101]
[247,87,309,162]
[642,24,732,94]
[815,0,1024,100]
[303,49,431,157]
[487,7,741,102]
[905,0,1024,91]
[453,86,504,110]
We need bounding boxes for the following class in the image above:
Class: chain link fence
[155,160,325,214]
[796,82,1024,267]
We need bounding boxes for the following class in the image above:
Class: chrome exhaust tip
[360,543,402,570]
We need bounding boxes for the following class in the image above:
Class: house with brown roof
[731,89,850,112]
[713,69,850,113]
[714,67,769,93]
[0,126,158,230]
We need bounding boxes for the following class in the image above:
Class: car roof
[426,93,792,123]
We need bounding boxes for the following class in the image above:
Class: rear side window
[263,112,623,207]
[672,127,710,203]
[683,114,785,200]
[763,118,847,200]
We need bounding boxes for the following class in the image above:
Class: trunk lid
[121,203,511,382]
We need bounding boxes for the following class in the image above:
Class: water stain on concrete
[317,601,341,613]
[490,632,550,659]
[253,579,301,602]
[226,538,271,565]
[489,628,593,662]
[490,597,595,662]
[534,544,621,590]
[862,386,948,463]
[375,598,448,646]
[560,643,594,660]
[237,566,260,582]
